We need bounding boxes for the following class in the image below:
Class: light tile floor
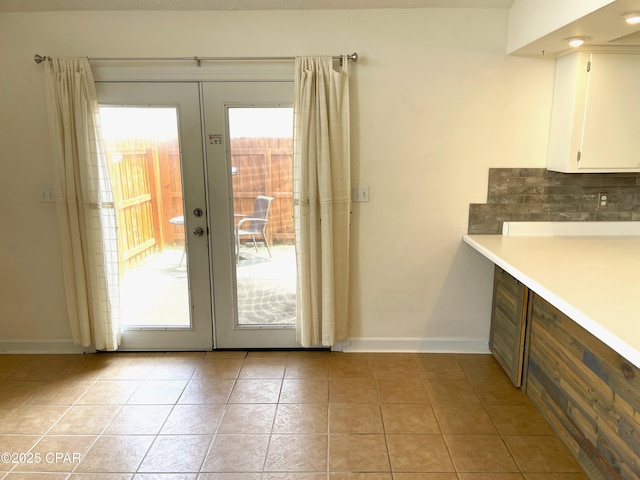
[0,351,590,480]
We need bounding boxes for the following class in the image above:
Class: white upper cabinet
[547,50,640,173]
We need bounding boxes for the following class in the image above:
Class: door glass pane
[99,106,190,328]
[228,107,296,326]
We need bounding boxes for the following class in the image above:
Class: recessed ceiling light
[565,36,589,47]
[622,12,640,25]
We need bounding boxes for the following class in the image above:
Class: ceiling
[3,0,640,55]
[0,0,515,11]
[512,0,640,56]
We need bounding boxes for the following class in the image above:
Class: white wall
[0,8,554,352]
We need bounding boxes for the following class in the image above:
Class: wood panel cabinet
[489,265,529,387]
[526,292,640,480]
[488,267,640,477]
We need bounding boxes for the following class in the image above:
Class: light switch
[352,186,369,203]
[40,186,56,203]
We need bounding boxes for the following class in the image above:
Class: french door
[203,82,296,349]
[96,80,298,350]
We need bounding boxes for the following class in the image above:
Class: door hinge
[577,151,582,163]
[586,61,591,73]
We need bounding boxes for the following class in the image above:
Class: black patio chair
[235,195,274,263]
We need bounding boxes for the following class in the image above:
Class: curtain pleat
[44,58,120,351]
[293,56,351,347]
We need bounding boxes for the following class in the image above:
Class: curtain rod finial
[34,54,48,64]
[347,52,358,63]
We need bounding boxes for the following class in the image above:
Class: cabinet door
[547,51,640,173]
[579,53,640,170]
[489,266,529,387]
[547,51,589,173]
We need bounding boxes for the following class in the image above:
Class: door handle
[193,226,205,237]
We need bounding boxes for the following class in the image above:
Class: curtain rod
[34,53,358,66]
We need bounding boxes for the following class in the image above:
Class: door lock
[193,226,205,237]
[193,208,204,217]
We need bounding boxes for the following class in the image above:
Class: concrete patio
[119,244,296,328]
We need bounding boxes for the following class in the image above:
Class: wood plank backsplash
[468,168,640,234]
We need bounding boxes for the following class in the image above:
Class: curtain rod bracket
[194,56,201,67]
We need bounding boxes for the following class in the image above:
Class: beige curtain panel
[293,56,351,347]
[44,58,120,351]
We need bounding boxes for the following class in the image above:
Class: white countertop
[463,222,640,368]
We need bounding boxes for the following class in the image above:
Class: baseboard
[0,338,490,355]
[335,337,490,354]
[0,340,95,354]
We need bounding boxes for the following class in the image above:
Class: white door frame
[94,63,301,351]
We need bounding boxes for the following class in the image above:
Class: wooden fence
[230,137,294,245]
[105,139,183,273]
[105,137,293,272]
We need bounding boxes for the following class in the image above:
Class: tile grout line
[456,355,527,476]
[426,354,463,476]
[6,356,107,478]
[0,352,589,478]
[133,353,207,476]
[62,357,149,477]
[374,359,395,477]
[191,353,226,476]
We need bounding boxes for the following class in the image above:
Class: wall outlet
[352,186,369,203]
[598,192,608,209]
[40,186,56,203]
